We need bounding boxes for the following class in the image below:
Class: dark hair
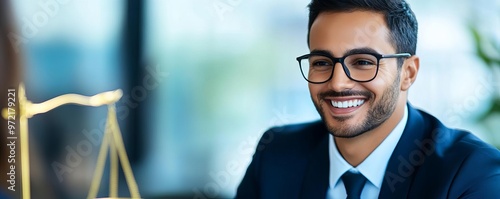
[307,0,418,58]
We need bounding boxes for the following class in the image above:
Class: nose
[327,62,355,91]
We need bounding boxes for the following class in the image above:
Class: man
[236,0,500,198]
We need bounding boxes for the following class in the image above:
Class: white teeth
[330,99,365,109]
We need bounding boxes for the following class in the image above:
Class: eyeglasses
[296,51,411,83]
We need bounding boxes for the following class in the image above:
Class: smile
[330,99,365,109]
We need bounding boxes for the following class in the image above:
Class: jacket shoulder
[235,120,329,199]
[446,132,500,198]
[413,108,499,158]
[410,108,500,198]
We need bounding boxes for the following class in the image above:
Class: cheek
[376,62,401,85]
[364,83,384,99]
[366,71,400,96]
[378,64,399,80]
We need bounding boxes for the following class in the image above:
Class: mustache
[318,90,372,99]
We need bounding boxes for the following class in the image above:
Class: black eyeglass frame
[296,52,411,84]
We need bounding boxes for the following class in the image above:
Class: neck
[334,99,406,167]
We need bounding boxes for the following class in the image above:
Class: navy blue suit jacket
[236,105,500,198]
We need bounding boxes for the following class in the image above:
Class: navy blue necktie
[341,171,367,199]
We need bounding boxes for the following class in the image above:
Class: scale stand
[2,84,141,199]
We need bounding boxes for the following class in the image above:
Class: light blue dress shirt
[327,105,408,199]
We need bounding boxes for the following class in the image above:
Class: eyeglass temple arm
[381,53,411,58]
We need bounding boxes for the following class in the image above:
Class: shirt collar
[329,105,408,189]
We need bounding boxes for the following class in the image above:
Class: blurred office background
[1,0,499,198]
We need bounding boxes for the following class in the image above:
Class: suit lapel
[299,131,330,199]
[379,104,428,198]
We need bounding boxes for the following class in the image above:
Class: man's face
[308,11,404,138]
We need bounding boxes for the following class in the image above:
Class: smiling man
[236,0,500,198]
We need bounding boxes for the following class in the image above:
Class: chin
[320,113,359,137]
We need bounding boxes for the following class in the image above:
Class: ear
[400,56,419,91]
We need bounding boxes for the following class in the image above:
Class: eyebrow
[310,47,380,57]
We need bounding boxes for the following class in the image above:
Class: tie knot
[341,171,367,199]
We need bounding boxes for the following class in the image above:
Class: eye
[312,60,332,66]
[353,59,375,65]
[307,55,333,72]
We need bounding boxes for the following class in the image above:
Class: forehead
[309,11,394,56]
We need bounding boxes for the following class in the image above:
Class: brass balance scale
[2,84,141,199]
